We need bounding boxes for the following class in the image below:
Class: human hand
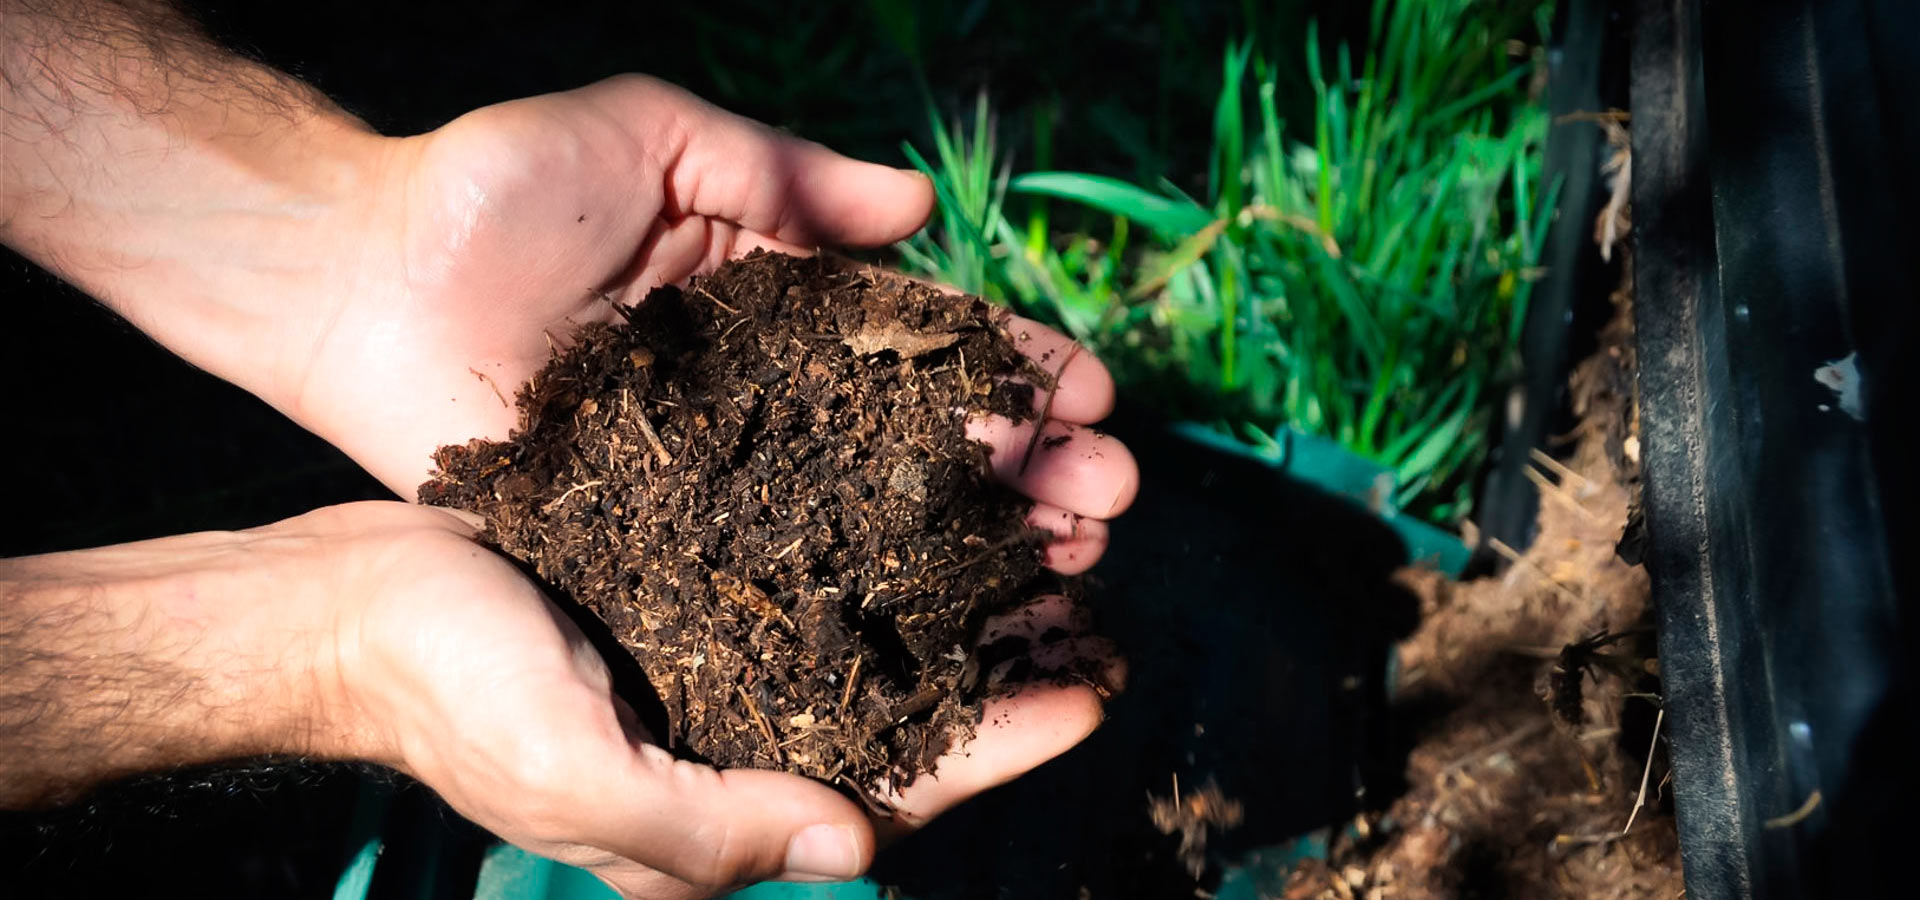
[267,75,929,496]
[4,41,1137,890]
[285,80,1139,892]
[313,499,1123,898]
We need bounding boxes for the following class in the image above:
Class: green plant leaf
[1010,172,1214,237]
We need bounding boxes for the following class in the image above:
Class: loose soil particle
[421,251,1059,793]
[1147,776,1245,880]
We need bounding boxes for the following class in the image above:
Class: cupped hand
[328,322,1134,896]
[272,75,1139,897]
[290,74,935,497]
[322,496,1122,898]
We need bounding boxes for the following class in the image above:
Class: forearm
[0,526,352,808]
[0,0,389,393]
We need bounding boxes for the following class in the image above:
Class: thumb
[577,742,876,889]
[583,75,935,247]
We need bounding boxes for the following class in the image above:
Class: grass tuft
[900,0,1558,524]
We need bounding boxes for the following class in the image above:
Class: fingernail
[784,824,864,880]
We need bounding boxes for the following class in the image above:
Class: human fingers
[998,313,1116,424]
[409,640,875,893]
[877,278,1118,424]
[561,751,876,891]
[965,417,1139,520]
[608,218,816,301]
[876,595,1124,840]
[581,76,934,248]
[1027,502,1108,575]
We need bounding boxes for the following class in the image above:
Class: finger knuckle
[674,817,750,890]
[654,763,769,888]
[506,744,587,833]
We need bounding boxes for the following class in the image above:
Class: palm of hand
[295,76,926,496]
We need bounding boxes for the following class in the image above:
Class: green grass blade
[1010,172,1214,237]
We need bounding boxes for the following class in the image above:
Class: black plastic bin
[1630,0,1917,897]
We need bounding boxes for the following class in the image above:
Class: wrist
[9,114,401,401]
[0,0,405,420]
[0,522,374,806]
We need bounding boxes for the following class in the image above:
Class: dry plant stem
[1436,720,1548,780]
[1523,464,1606,524]
[1622,706,1665,834]
[1528,447,1592,491]
[1019,342,1083,476]
[737,684,785,767]
[1763,789,1824,830]
[693,285,739,314]
[632,412,674,466]
[468,368,510,407]
[1554,823,1659,848]
[1488,537,1585,606]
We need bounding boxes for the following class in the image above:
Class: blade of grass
[1010,172,1215,237]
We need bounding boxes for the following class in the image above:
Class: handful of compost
[421,252,1080,792]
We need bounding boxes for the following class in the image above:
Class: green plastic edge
[332,777,393,900]
[1168,421,1472,576]
[332,838,382,900]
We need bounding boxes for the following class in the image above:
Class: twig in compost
[1019,342,1082,476]
[837,653,863,724]
[1489,538,1585,605]
[1436,720,1548,781]
[1528,448,1593,493]
[542,480,605,512]
[592,287,635,321]
[929,533,1036,583]
[468,367,509,408]
[1523,465,1606,524]
[693,285,739,314]
[1623,706,1665,834]
[737,684,785,766]
[633,412,674,466]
